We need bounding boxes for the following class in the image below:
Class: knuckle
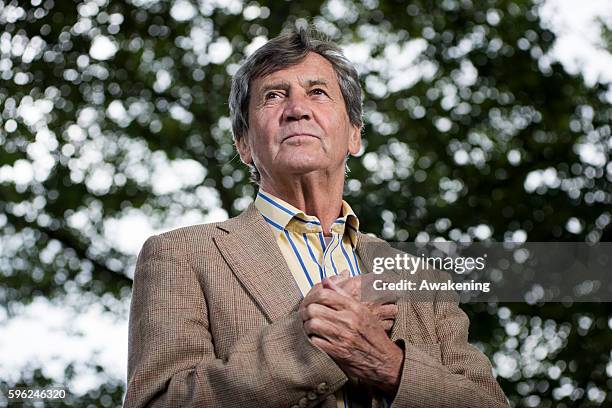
[347,316,360,334]
[305,304,316,317]
[308,318,320,331]
[303,320,312,334]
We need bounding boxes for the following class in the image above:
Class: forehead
[252,52,340,91]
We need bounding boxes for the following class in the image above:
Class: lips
[282,133,319,142]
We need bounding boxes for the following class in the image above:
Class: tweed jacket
[125,203,509,408]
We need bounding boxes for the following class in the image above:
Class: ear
[347,124,362,156]
[235,134,253,165]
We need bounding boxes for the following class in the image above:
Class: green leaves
[0,0,610,406]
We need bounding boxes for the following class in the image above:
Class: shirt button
[298,396,308,407]
[307,391,317,400]
[316,382,329,394]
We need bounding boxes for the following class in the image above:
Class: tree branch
[1,202,133,287]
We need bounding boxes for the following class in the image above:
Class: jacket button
[298,396,308,407]
[307,391,317,400]
[316,382,329,394]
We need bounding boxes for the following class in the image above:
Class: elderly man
[125,29,508,408]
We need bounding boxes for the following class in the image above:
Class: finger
[322,276,353,298]
[381,319,394,331]
[301,304,372,344]
[309,335,335,354]
[302,287,360,312]
[303,306,368,345]
[371,303,399,320]
[303,316,343,342]
[324,274,364,303]
[301,282,327,309]
[326,269,350,282]
[300,302,340,323]
[322,270,350,290]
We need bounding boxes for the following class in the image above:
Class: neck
[260,171,345,236]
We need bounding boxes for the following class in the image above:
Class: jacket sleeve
[124,234,347,408]
[389,281,509,408]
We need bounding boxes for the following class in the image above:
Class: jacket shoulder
[155,219,228,243]
[142,203,261,247]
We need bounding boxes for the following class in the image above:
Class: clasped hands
[299,270,404,396]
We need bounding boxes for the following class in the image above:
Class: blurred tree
[0,0,610,406]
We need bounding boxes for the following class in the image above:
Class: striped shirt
[254,190,364,408]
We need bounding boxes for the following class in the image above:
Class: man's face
[236,52,361,184]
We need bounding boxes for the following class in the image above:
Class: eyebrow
[259,81,291,95]
[303,78,329,88]
[258,78,330,95]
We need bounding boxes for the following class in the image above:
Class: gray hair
[229,27,363,183]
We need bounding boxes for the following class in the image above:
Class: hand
[299,284,404,395]
[325,269,401,304]
[324,271,398,332]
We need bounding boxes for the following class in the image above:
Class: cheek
[248,120,278,160]
[253,109,280,134]
[328,113,353,147]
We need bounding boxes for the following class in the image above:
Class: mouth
[282,133,319,142]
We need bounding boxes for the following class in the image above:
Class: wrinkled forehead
[250,52,340,94]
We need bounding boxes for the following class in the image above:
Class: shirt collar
[254,189,360,245]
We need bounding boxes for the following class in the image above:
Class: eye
[310,88,328,96]
[264,91,283,100]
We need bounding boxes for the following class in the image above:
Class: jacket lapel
[213,204,303,323]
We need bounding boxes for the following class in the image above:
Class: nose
[282,93,312,122]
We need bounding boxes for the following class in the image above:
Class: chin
[285,162,324,174]
[280,150,326,168]
[276,156,326,174]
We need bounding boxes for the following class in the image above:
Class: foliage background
[0,0,610,406]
